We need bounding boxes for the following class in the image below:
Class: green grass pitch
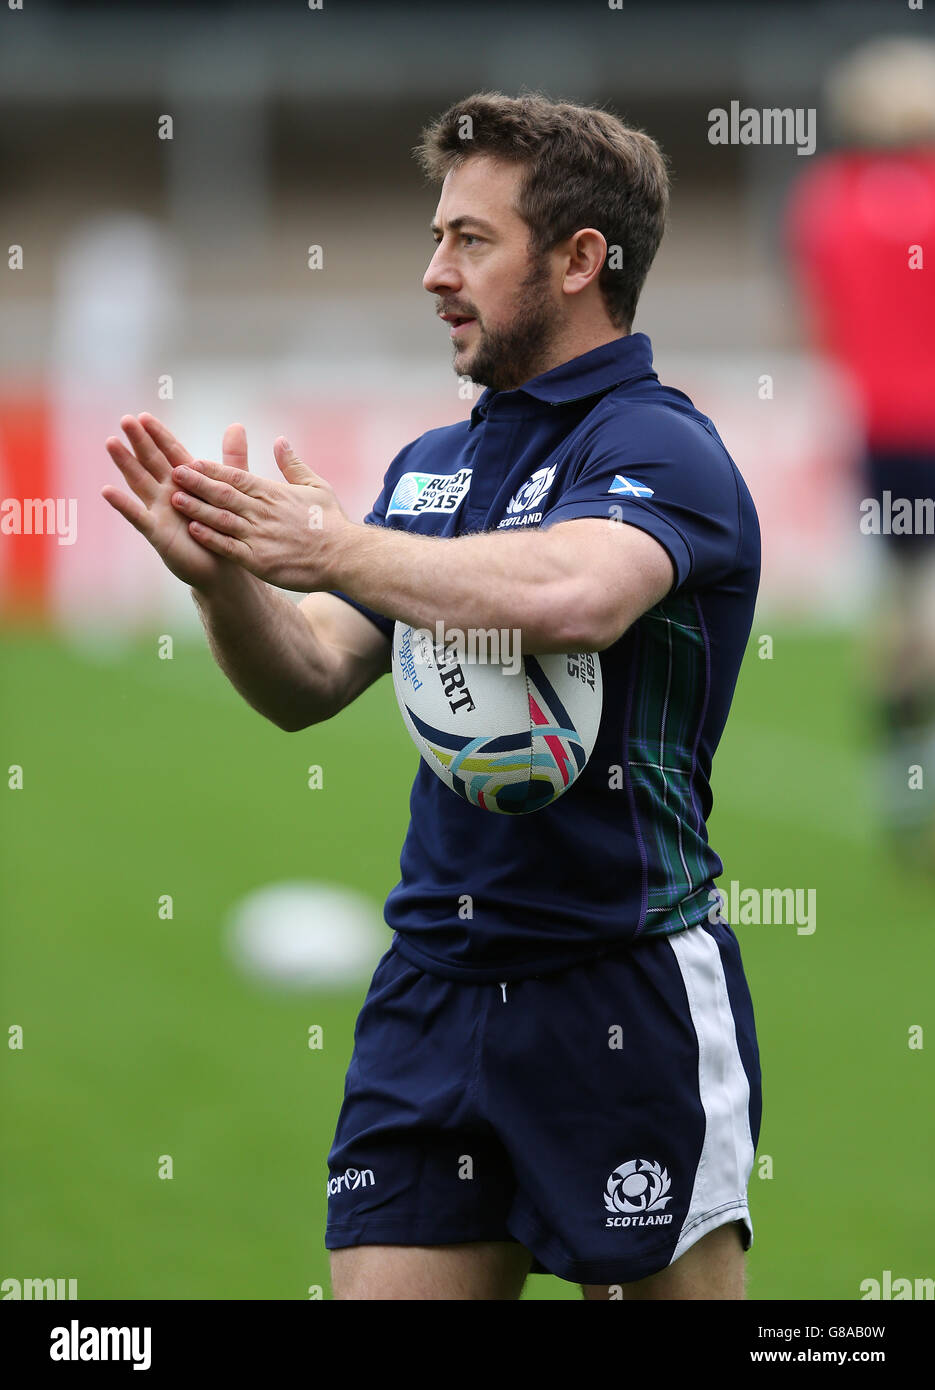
[1,624,932,1300]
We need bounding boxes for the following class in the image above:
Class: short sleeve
[327,476,395,641]
[540,415,741,591]
[327,442,416,642]
[329,588,395,641]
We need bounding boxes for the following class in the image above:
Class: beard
[452,253,563,394]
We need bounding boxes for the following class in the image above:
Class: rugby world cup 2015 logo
[604,1159,673,1225]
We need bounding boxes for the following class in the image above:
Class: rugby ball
[391,622,602,814]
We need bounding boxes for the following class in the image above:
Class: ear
[563,228,608,297]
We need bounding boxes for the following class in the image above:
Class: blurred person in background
[785,37,935,860]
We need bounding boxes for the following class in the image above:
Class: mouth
[440,313,477,340]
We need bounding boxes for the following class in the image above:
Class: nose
[423,240,460,297]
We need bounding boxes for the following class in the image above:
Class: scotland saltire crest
[608,474,654,499]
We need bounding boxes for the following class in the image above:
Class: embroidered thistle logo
[604,1159,672,1217]
[506,465,556,515]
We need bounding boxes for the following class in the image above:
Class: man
[103,92,762,1300]
[785,38,935,859]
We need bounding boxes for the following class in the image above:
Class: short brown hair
[415,91,670,330]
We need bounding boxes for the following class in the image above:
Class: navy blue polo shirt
[331,332,760,982]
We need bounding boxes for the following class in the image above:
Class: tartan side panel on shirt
[626,593,722,934]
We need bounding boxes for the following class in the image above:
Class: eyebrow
[430,215,497,237]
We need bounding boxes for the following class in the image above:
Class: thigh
[581,1220,746,1301]
[330,1240,533,1301]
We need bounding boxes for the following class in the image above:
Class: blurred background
[2,0,933,1301]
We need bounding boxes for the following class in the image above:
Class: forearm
[332,523,590,652]
[192,570,340,729]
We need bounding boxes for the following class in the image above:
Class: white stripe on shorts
[666,924,755,1262]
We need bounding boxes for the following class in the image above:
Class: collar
[468,332,656,429]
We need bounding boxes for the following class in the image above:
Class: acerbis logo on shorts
[604,1158,674,1228]
[327,1167,375,1197]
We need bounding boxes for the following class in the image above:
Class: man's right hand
[103,411,391,728]
[102,414,252,595]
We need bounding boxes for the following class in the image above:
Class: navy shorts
[325,920,762,1286]
[864,449,935,555]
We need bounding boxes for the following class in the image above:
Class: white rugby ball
[391,622,602,814]
[224,881,385,988]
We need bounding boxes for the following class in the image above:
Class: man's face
[423,156,566,393]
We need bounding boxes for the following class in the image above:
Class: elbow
[270,699,337,733]
[589,609,630,652]
[278,711,337,733]
[274,715,311,733]
[271,668,344,731]
[267,710,308,733]
[546,585,623,653]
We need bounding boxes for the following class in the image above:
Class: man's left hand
[170,438,353,591]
